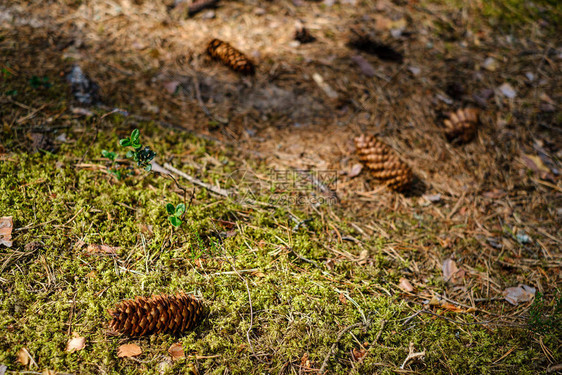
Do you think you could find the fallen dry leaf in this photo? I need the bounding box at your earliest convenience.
[520,153,555,181]
[42,370,57,375]
[352,347,367,362]
[348,163,364,178]
[498,82,516,98]
[16,347,31,366]
[442,258,464,285]
[168,342,185,361]
[85,244,119,256]
[66,334,86,353]
[521,153,551,174]
[503,285,536,305]
[338,292,348,305]
[117,343,142,358]
[163,81,180,94]
[399,278,414,292]
[351,55,375,77]
[300,352,311,369]
[440,303,465,313]
[0,216,13,247]
[357,249,369,265]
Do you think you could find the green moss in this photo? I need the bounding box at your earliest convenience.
[0,76,559,374]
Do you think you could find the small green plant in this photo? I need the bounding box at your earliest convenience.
[29,75,52,89]
[101,149,127,179]
[2,67,12,78]
[119,129,156,171]
[166,203,185,227]
[100,129,155,179]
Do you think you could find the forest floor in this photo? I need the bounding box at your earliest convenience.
[0,0,561,374]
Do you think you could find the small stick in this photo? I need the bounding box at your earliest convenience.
[188,0,219,16]
[400,342,425,369]
[156,162,231,197]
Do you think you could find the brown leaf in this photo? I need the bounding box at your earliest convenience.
[352,347,367,362]
[357,249,369,265]
[17,347,30,366]
[42,370,57,375]
[338,293,348,305]
[168,342,185,361]
[117,343,142,358]
[351,55,375,77]
[348,163,364,178]
[300,352,311,369]
[163,81,180,94]
[440,303,465,313]
[66,334,86,353]
[521,153,551,174]
[503,285,536,305]
[85,244,119,255]
[482,189,505,199]
[0,216,13,247]
[442,258,464,284]
[398,278,414,292]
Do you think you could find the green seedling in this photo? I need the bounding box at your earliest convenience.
[101,149,126,179]
[166,203,185,228]
[119,129,156,171]
[29,75,52,89]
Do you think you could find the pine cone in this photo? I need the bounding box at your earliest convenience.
[444,108,479,143]
[354,134,413,191]
[108,293,204,336]
[295,27,315,44]
[207,39,255,75]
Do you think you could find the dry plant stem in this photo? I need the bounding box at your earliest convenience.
[188,0,219,16]
[319,322,367,374]
[400,342,425,369]
[160,162,231,197]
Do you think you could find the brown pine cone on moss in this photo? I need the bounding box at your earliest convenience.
[108,293,204,336]
[444,108,479,143]
[354,134,413,191]
[207,39,255,75]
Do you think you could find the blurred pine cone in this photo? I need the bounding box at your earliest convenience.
[444,108,479,143]
[207,39,255,75]
[295,27,315,44]
[354,134,413,191]
[108,293,204,336]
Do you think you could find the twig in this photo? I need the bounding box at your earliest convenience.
[16,104,47,124]
[374,319,386,343]
[319,322,367,374]
[188,0,219,16]
[400,342,425,369]
[289,248,321,269]
[155,162,231,197]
